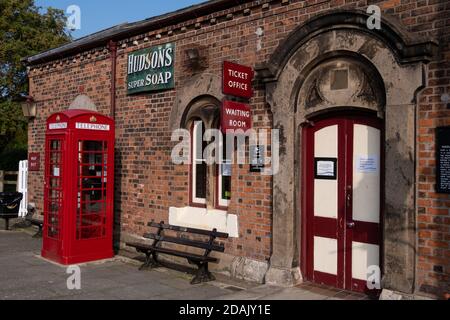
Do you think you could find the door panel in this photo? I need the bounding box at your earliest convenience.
[352,242,380,281]
[352,125,381,224]
[314,125,338,219]
[314,237,338,275]
[304,115,382,293]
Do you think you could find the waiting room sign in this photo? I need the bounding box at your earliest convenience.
[127,43,175,94]
[221,100,252,132]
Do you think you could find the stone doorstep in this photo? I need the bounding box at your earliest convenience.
[380,289,436,301]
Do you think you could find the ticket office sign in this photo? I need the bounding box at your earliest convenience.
[223,61,254,99]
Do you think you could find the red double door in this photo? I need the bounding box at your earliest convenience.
[303,114,383,293]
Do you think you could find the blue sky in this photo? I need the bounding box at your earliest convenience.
[35,0,205,39]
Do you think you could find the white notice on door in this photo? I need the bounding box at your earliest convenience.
[317,161,335,177]
[357,156,378,173]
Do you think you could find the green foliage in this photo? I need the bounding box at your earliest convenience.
[0,0,71,169]
[0,147,27,171]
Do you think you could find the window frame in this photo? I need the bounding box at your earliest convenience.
[185,98,232,211]
[190,120,207,207]
[216,134,231,210]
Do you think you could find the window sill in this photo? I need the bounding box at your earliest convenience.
[169,206,239,238]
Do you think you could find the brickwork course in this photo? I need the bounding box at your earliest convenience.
[25,0,449,298]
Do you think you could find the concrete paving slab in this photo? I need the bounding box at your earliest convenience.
[0,231,364,300]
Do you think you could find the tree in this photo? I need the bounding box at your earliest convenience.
[0,0,71,170]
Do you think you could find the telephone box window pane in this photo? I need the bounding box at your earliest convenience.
[81,227,102,239]
[51,140,61,151]
[81,190,104,202]
[51,152,61,164]
[51,165,61,177]
[80,165,104,177]
[81,177,103,190]
[49,202,60,213]
[80,153,103,165]
[50,190,61,200]
[77,140,108,240]
[47,139,63,240]
[82,141,103,152]
[81,201,105,214]
[48,227,59,239]
[50,178,61,189]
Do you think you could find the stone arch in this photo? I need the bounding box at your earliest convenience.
[180,95,221,131]
[170,73,224,131]
[295,53,386,119]
[262,9,437,82]
[260,10,438,294]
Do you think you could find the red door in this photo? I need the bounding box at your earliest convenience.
[43,135,66,261]
[303,114,382,293]
[70,133,113,259]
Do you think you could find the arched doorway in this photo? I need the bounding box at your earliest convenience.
[260,10,437,294]
[297,56,386,293]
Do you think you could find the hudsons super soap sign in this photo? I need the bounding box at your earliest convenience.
[127,43,175,94]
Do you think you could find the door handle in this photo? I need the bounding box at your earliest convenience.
[347,222,355,229]
[346,186,352,208]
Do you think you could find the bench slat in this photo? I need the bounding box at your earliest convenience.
[144,233,225,252]
[126,242,217,263]
[148,222,229,239]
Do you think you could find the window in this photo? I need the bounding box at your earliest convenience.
[218,137,231,208]
[192,121,207,205]
[189,117,232,209]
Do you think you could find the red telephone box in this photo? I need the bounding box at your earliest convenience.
[42,110,115,265]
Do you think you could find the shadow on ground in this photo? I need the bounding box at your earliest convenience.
[0,227,368,300]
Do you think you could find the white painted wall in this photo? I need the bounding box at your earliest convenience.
[169,206,239,238]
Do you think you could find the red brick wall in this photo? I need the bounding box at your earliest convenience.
[28,0,449,296]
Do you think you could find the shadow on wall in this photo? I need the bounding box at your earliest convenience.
[384,132,447,298]
[431,12,450,299]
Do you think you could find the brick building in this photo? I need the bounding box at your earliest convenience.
[24,0,449,298]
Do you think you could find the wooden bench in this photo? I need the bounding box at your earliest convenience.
[127,221,229,285]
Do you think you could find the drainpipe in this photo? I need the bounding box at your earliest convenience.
[108,40,117,119]
[107,40,118,253]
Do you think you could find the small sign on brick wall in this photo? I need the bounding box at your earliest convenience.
[127,43,175,95]
[221,100,252,133]
[437,126,450,194]
[28,153,40,172]
[223,61,254,99]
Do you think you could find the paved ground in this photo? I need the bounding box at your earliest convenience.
[0,225,372,300]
